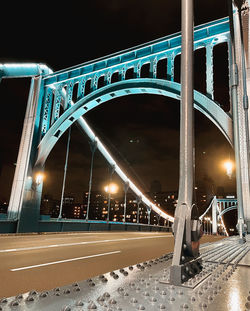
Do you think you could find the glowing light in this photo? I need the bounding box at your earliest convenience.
[35,173,45,185]
[104,183,119,194]
[223,160,234,178]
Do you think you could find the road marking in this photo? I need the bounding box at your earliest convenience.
[10,250,121,271]
[0,235,171,253]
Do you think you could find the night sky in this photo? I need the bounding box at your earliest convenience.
[0,0,235,216]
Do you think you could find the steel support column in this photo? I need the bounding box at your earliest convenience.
[212,196,218,234]
[229,0,250,237]
[170,0,202,285]
[7,76,44,232]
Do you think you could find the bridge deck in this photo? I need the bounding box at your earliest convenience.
[1,234,248,310]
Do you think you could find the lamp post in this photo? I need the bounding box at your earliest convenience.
[136,196,142,224]
[123,182,129,223]
[104,182,118,221]
[223,160,234,179]
[106,165,115,221]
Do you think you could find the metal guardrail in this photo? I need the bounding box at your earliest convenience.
[0,218,171,234]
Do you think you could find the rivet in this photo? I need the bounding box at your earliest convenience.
[160,290,167,296]
[169,297,175,302]
[72,282,79,287]
[109,299,117,304]
[130,298,138,303]
[150,297,157,302]
[159,304,166,309]
[246,302,250,309]
[181,303,189,309]
[88,301,97,309]
[102,277,108,283]
[118,287,124,293]
[10,300,19,307]
[103,292,110,298]
[207,295,213,301]
[137,305,145,310]
[247,296,250,301]
[89,282,96,286]
[29,290,37,295]
[39,292,48,298]
[75,300,84,306]
[199,302,208,308]
[129,266,134,270]
[62,306,71,311]
[15,294,23,300]
[191,296,196,302]
[143,291,150,296]
[63,289,70,294]
[26,295,35,302]
[0,298,7,304]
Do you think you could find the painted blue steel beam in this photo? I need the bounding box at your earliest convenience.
[43,17,229,87]
[0,63,52,78]
[37,78,233,167]
[219,205,237,217]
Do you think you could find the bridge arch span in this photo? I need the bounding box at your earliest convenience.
[37,78,233,168]
[219,205,237,218]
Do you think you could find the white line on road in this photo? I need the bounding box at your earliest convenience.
[0,235,171,253]
[10,250,121,271]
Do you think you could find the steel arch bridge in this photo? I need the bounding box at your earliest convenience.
[1,16,249,232]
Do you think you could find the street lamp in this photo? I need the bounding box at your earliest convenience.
[104,183,119,195]
[104,183,119,221]
[223,160,234,179]
[35,172,45,185]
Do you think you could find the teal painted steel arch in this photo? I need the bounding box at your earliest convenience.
[219,205,237,218]
[37,78,233,167]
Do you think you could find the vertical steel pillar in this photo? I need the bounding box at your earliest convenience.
[107,165,115,222]
[8,77,40,220]
[170,0,199,286]
[212,196,218,234]
[206,44,214,100]
[86,140,97,220]
[123,182,129,222]
[229,0,250,238]
[136,196,142,224]
[15,77,46,232]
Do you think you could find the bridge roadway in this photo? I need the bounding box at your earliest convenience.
[0,231,224,299]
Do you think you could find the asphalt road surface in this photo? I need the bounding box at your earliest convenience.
[0,231,224,298]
